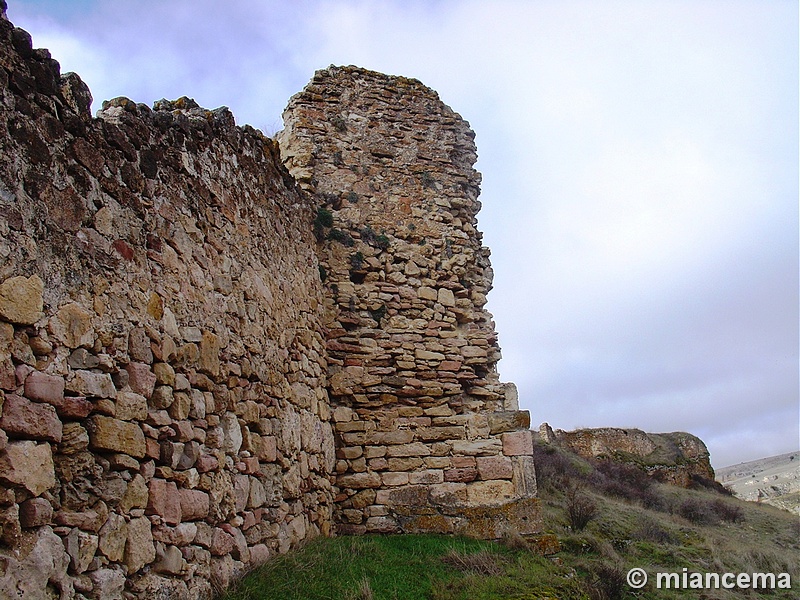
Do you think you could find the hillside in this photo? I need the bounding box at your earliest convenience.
[717,451,800,516]
[221,441,800,599]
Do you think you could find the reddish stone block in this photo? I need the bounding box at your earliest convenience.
[502,430,533,456]
[56,396,93,419]
[444,467,478,483]
[19,498,53,528]
[178,489,210,521]
[24,371,65,404]
[0,394,62,443]
[476,455,513,480]
[125,362,156,398]
[146,479,181,525]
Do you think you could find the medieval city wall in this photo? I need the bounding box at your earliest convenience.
[0,7,539,599]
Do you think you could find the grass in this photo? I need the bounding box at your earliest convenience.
[220,443,800,600]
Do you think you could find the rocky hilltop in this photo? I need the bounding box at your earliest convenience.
[538,423,715,487]
[0,6,537,599]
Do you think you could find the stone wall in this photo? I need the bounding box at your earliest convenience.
[279,66,539,539]
[0,9,335,598]
[0,7,541,599]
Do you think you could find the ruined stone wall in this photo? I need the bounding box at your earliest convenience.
[279,66,539,539]
[0,10,335,598]
[0,5,543,597]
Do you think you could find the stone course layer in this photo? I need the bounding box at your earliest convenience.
[279,66,539,539]
[0,6,539,599]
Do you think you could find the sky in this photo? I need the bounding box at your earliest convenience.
[6,0,798,469]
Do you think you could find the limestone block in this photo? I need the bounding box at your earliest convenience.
[154,544,185,575]
[219,412,242,456]
[0,526,72,599]
[128,327,154,363]
[115,390,148,421]
[89,568,126,600]
[99,513,128,562]
[0,440,56,495]
[87,415,146,458]
[511,455,537,498]
[0,275,43,325]
[437,288,455,307]
[409,469,444,484]
[337,472,381,489]
[65,527,98,574]
[125,516,156,573]
[466,480,515,507]
[199,330,221,377]
[67,370,116,398]
[488,410,530,434]
[0,393,62,442]
[51,302,94,348]
[450,438,502,456]
[429,482,468,507]
[381,471,409,486]
[418,286,437,301]
[386,442,431,457]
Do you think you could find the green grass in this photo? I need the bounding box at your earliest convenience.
[221,445,800,600]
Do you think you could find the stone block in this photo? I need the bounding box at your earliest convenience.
[488,410,530,434]
[126,362,156,398]
[409,469,444,484]
[502,430,533,456]
[0,393,62,442]
[337,472,381,489]
[98,513,127,562]
[466,480,515,507]
[0,440,56,496]
[511,455,537,498]
[0,275,43,325]
[476,455,513,480]
[115,390,148,421]
[51,302,94,348]
[67,371,116,398]
[386,442,431,457]
[125,516,155,573]
[381,471,409,486]
[65,528,98,574]
[146,478,181,525]
[444,467,478,483]
[86,415,146,458]
[23,371,65,404]
[19,497,53,528]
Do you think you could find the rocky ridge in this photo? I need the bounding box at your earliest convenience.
[538,423,715,487]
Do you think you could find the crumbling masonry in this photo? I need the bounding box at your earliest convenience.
[0,7,539,599]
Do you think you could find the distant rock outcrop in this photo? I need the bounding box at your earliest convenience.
[538,423,715,487]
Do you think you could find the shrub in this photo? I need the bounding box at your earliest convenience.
[711,499,744,523]
[677,498,719,525]
[633,518,674,544]
[313,206,334,240]
[566,485,597,532]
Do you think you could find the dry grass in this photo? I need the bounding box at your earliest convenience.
[440,550,504,576]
